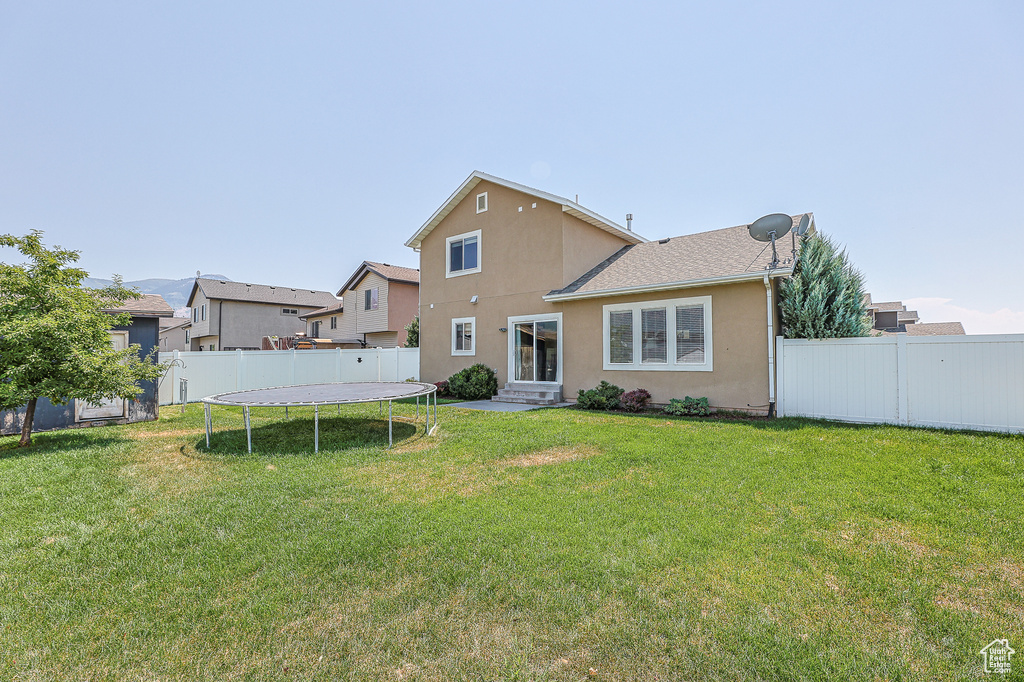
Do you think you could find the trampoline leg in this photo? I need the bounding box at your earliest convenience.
[285,406,288,420]
[244,406,252,454]
[379,400,382,416]
[388,400,393,448]
[204,403,211,449]
[315,404,319,453]
[416,395,419,420]
[337,403,340,415]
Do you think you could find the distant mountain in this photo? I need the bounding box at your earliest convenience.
[83,274,231,313]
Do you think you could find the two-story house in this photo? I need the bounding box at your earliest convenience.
[300,261,419,348]
[407,171,806,414]
[186,278,339,351]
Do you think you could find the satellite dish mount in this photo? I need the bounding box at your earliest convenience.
[748,213,792,269]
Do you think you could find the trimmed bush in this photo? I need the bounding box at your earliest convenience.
[576,381,624,411]
[664,396,710,417]
[620,388,652,413]
[447,364,498,401]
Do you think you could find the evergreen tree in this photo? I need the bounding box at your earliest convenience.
[0,231,167,446]
[404,316,419,348]
[779,232,870,339]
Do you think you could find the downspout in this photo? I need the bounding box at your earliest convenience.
[218,301,223,351]
[764,274,776,418]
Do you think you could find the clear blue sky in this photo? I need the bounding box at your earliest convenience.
[2,1,1022,332]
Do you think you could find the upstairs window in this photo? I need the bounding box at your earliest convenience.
[476,192,488,213]
[201,304,206,321]
[282,308,298,315]
[192,307,198,323]
[446,230,481,278]
[330,316,337,330]
[364,288,379,311]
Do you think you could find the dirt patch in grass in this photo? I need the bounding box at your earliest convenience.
[131,429,199,440]
[501,445,600,468]
[121,441,223,496]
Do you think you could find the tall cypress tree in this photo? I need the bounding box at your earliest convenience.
[779,232,870,339]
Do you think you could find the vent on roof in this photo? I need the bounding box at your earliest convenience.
[626,213,633,231]
[658,238,670,244]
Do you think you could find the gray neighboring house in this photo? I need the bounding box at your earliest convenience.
[864,294,965,336]
[159,317,191,352]
[186,278,339,351]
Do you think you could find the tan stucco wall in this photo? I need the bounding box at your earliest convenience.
[561,280,772,411]
[420,181,563,384]
[561,212,635,287]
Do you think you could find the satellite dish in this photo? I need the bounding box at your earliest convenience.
[796,214,811,236]
[748,213,792,242]
[748,213,794,270]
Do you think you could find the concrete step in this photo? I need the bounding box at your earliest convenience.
[491,395,560,405]
[497,389,558,400]
[491,383,562,405]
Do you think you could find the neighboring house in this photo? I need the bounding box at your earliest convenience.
[865,294,965,335]
[186,278,339,351]
[407,171,802,413]
[300,261,420,349]
[1,294,173,435]
[159,316,191,352]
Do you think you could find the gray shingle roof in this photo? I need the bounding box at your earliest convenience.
[105,294,175,317]
[546,215,809,299]
[906,322,966,336]
[299,301,346,320]
[192,278,338,308]
[338,261,419,295]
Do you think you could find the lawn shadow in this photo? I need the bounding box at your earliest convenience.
[0,428,128,459]
[197,414,423,456]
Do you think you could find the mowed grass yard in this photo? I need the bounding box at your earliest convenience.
[1,402,1022,681]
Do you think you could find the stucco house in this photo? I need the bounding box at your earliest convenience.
[186,278,338,351]
[300,261,419,349]
[407,171,807,413]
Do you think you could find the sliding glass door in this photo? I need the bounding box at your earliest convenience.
[513,319,558,382]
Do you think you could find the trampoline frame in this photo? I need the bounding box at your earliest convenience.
[200,381,438,452]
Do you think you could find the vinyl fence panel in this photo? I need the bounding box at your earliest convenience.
[158,348,420,405]
[777,334,1024,433]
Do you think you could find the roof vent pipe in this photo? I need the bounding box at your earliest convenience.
[626,214,633,231]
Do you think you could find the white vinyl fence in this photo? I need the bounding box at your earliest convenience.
[777,334,1024,433]
[158,348,420,406]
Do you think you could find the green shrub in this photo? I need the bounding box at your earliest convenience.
[447,364,498,400]
[576,381,624,411]
[664,396,710,417]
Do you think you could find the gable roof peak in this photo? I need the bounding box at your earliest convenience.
[404,170,647,249]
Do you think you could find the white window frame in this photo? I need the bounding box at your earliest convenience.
[201,304,206,321]
[476,192,488,213]
[192,307,198,323]
[445,229,482,278]
[282,308,298,316]
[184,329,190,344]
[602,295,713,371]
[451,316,476,356]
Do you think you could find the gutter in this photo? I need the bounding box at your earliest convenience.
[542,269,793,302]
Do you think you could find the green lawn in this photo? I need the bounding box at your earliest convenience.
[1,403,1022,680]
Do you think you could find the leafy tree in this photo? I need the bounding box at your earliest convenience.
[404,316,419,348]
[779,232,870,339]
[0,231,166,446]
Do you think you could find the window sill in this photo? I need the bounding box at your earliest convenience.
[445,268,481,279]
[603,363,713,372]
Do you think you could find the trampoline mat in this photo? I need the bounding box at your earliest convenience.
[203,381,436,407]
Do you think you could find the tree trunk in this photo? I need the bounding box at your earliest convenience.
[19,397,37,447]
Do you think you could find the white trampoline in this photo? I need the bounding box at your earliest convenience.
[201,381,438,452]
